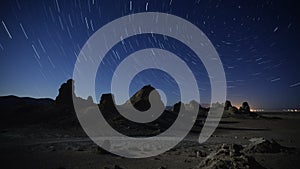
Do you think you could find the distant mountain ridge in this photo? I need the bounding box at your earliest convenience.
[0,95,53,107]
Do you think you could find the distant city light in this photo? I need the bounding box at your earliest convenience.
[283,109,300,112]
[251,109,264,112]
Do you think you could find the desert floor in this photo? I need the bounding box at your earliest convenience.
[1,112,300,169]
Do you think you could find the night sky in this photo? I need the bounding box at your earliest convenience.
[0,0,299,109]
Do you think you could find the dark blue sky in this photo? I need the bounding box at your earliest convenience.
[0,0,299,109]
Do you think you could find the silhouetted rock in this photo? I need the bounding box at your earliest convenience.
[223,100,239,116]
[172,101,185,113]
[229,106,239,114]
[98,86,181,136]
[129,85,156,111]
[55,79,74,106]
[224,100,232,110]
[99,94,116,111]
[223,101,260,117]
[239,102,251,113]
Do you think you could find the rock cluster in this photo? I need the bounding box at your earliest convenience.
[223,100,259,117]
[198,143,266,169]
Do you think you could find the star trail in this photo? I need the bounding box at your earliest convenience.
[0,0,299,109]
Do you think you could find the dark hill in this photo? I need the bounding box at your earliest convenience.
[0,95,53,107]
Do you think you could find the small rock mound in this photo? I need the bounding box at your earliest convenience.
[197,144,266,169]
[244,137,288,153]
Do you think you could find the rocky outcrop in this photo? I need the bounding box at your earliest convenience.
[244,137,289,153]
[172,101,185,113]
[99,94,116,110]
[223,100,260,117]
[127,85,164,111]
[98,86,181,136]
[197,144,266,169]
[55,79,75,106]
[223,100,239,115]
[239,102,251,113]
[224,100,232,110]
[129,85,156,111]
[228,106,239,114]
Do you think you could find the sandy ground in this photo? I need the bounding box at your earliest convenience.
[1,112,300,169]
